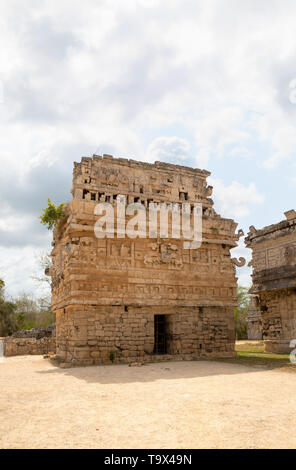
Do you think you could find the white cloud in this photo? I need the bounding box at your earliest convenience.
[209,178,264,219]
[229,146,253,159]
[237,271,252,288]
[0,246,50,298]
[1,0,296,168]
[0,0,295,295]
[146,136,191,164]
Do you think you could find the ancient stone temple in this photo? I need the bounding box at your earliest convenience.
[245,210,296,353]
[48,155,242,366]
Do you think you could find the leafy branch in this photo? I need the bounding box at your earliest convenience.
[39,198,66,230]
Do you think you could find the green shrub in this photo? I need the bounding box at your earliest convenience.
[39,198,65,230]
[109,350,116,362]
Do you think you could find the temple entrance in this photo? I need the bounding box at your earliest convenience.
[153,314,167,354]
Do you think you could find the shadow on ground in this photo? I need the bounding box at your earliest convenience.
[36,340,296,384]
[37,357,276,385]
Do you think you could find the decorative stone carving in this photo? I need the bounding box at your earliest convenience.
[48,155,241,366]
[231,257,246,267]
[245,210,296,353]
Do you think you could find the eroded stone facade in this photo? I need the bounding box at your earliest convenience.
[245,210,296,353]
[48,155,241,366]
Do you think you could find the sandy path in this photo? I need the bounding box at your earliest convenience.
[0,356,295,449]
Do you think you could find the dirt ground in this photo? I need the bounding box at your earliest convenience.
[1,355,296,449]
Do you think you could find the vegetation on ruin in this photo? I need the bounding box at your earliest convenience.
[39,198,66,230]
[234,286,250,339]
[109,350,116,362]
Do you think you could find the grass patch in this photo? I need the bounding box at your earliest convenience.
[48,354,63,366]
[211,341,296,373]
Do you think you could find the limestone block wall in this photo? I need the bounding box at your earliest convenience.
[55,305,235,365]
[162,307,235,356]
[4,337,56,357]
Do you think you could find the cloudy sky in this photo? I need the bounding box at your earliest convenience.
[0,0,296,298]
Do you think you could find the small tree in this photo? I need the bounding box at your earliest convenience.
[0,279,18,336]
[39,198,65,230]
[234,286,250,340]
[14,293,55,329]
[31,251,52,290]
[30,253,55,325]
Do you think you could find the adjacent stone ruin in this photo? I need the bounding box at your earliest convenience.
[245,210,296,353]
[47,155,243,366]
[3,325,56,357]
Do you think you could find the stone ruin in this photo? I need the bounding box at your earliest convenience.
[245,210,296,353]
[3,324,56,357]
[246,296,262,340]
[47,155,245,366]
[12,324,56,339]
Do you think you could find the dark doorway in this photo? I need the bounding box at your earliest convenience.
[154,314,167,354]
